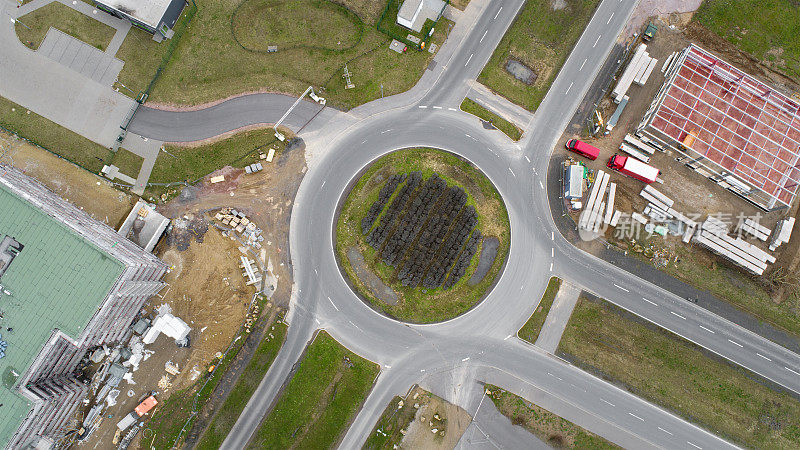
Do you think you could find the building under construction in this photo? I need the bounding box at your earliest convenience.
[0,166,167,448]
[638,44,800,211]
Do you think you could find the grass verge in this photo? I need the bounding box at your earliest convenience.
[363,395,416,449]
[249,331,379,448]
[196,322,288,450]
[122,0,452,110]
[335,148,510,323]
[0,96,112,172]
[486,384,619,448]
[558,296,800,448]
[478,0,601,112]
[517,277,562,343]
[460,98,523,141]
[693,0,800,80]
[15,2,116,51]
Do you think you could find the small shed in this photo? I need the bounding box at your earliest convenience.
[565,165,585,200]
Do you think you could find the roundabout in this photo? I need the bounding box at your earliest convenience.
[334,148,510,323]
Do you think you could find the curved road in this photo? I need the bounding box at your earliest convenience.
[128,0,800,448]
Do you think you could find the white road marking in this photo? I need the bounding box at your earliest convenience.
[628,412,644,422]
[551,231,554,240]
[786,366,800,376]
[384,364,391,369]
[757,353,772,361]
[361,139,368,144]
[728,339,743,348]
[549,262,553,271]
[539,180,544,189]
[613,284,629,292]
[600,398,615,407]
[670,311,686,320]
[480,30,488,43]
[579,59,587,71]
[532,167,538,175]
[315,318,321,325]
[658,427,673,436]
[642,297,657,306]
[433,106,442,109]
[327,296,339,311]
[551,248,554,257]
[593,35,601,47]
[421,369,426,372]
[462,357,470,362]
[687,441,702,449]
[565,82,573,94]
[418,105,427,108]
[547,372,563,381]
[494,6,502,19]
[505,334,513,340]
[699,325,715,333]
[381,129,392,133]
[320,181,325,189]
[465,53,473,66]
[349,320,362,332]
[448,107,457,111]
[524,155,531,163]
[314,268,318,274]
[509,167,516,177]
[607,12,614,24]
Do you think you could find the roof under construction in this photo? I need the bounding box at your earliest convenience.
[639,44,800,210]
[0,184,124,445]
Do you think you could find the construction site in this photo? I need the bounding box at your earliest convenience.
[561,12,800,319]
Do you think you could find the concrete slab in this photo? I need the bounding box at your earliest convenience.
[534,282,581,353]
[466,80,535,130]
[38,28,123,86]
[118,132,163,196]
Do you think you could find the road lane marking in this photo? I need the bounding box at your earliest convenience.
[607,12,614,24]
[642,297,657,306]
[687,442,702,449]
[381,129,392,133]
[565,82,573,94]
[551,248,554,257]
[757,353,772,361]
[349,320,362,332]
[539,180,544,189]
[600,398,615,407]
[418,105,427,108]
[314,268,318,274]
[480,30,488,43]
[433,106,442,109]
[786,366,800,376]
[532,167,537,174]
[465,53,473,66]
[384,365,391,368]
[462,357,470,362]
[524,155,530,163]
[494,7,502,19]
[327,296,339,311]
[320,181,325,189]
[361,139,368,144]
[547,372,563,381]
[505,334,513,340]
[579,59,586,71]
[509,167,515,177]
[549,262,553,271]
[315,318,321,325]
[448,107,457,111]
[613,284,629,292]
[670,311,686,320]
[628,412,644,421]
[593,35,601,47]
[699,325,715,333]
[728,339,743,348]
[551,231,554,240]
[657,427,673,436]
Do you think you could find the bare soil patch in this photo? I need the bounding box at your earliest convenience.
[504,58,538,85]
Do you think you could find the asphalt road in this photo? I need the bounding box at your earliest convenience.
[125,0,800,448]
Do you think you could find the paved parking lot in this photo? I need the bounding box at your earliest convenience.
[38,27,123,86]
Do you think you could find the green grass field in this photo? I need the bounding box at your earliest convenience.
[460,98,523,141]
[693,0,800,80]
[478,0,601,112]
[517,277,562,343]
[110,149,143,178]
[196,322,288,450]
[0,96,112,172]
[336,148,510,323]
[363,395,418,449]
[486,384,619,448]
[15,2,116,51]
[120,0,451,110]
[559,296,800,448]
[249,331,379,448]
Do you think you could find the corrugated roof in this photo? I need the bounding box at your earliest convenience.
[0,184,124,445]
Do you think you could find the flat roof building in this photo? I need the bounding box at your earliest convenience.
[0,166,167,448]
[638,44,800,211]
[94,0,185,38]
[396,0,445,33]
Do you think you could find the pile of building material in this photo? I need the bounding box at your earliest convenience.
[613,43,658,103]
[215,208,265,251]
[638,185,697,242]
[240,255,262,286]
[769,217,795,251]
[738,218,771,242]
[245,162,263,174]
[619,134,658,163]
[693,216,776,275]
[579,170,621,232]
[142,306,191,346]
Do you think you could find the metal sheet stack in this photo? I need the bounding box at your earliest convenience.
[693,216,776,275]
[613,43,658,102]
[580,170,617,233]
[738,218,771,242]
[769,217,796,251]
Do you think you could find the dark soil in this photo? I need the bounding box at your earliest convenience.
[469,236,499,286]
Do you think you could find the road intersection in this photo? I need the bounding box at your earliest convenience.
[123,0,800,447]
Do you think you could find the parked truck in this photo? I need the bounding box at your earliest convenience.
[606,154,659,183]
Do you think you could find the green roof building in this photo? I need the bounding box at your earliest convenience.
[0,166,167,449]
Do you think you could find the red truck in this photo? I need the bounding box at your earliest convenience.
[565,139,600,160]
[606,154,659,183]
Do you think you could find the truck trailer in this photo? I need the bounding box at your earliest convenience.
[606,154,659,183]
